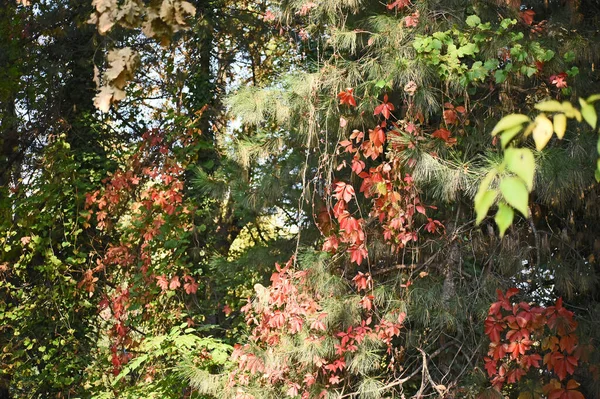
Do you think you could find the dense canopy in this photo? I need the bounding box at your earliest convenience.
[1,0,600,398]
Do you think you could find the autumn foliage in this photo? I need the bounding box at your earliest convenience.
[484,289,589,398]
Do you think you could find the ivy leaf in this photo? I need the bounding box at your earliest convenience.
[495,202,514,238]
[492,114,530,136]
[466,15,481,27]
[505,148,535,191]
[500,177,529,217]
[532,114,553,151]
[579,98,597,129]
[553,113,567,139]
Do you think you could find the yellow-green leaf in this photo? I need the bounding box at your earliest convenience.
[587,94,600,103]
[534,100,563,113]
[505,148,535,191]
[561,101,582,122]
[579,98,597,129]
[495,202,514,238]
[553,113,567,139]
[500,125,524,148]
[532,114,553,151]
[475,190,496,224]
[491,114,531,136]
[500,176,529,217]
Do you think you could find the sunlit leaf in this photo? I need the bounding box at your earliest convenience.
[495,202,514,238]
[532,114,553,151]
[492,114,531,136]
[500,177,529,217]
[505,148,535,191]
[579,98,597,129]
[553,113,567,139]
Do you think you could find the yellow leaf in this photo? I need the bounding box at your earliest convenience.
[553,113,567,139]
[491,114,531,136]
[532,114,553,151]
[534,100,563,113]
[94,86,114,113]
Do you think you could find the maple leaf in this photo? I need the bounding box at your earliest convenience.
[404,80,417,96]
[386,0,410,10]
[550,72,568,89]
[328,374,342,384]
[548,352,578,381]
[431,128,457,145]
[337,88,357,106]
[374,94,395,119]
[168,275,181,290]
[352,272,372,291]
[322,235,339,252]
[359,294,374,311]
[334,182,355,202]
[484,316,505,342]
[425,218,444,233]
[303,373,316,386]
[369,126,386,147]
[263,10,276,21]
[404,11,419,27]
[184,278,199,294]
[484,357,497,376]
[156,275,169,290]
[520,353,542,369]
[351,157,365,174]
[520,9,535,25]
[545,379,585,399]
[559,334,578,353]
[443,109,457,125]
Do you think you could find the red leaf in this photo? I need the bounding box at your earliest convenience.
[334,182,355,203]
[169,275,181,290]
[443,109,457,125]
[337,88,357,107]
[156,275,169,290]
[374,95,395,119]
[520,9,535,25]
[386,0,410,10]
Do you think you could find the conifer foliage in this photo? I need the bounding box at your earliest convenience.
[1,0,600,398]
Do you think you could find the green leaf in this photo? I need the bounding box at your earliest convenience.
[466,15,481,27]
[492,114,531,136]
[495,202,514,238]
[500,177,529,217]
[500,18,517,29]
[475,190,496,224]
[505,148,535,191]
[563,51,575,63]
[579,98,597,129]
[494,69,508,84]
[484,59,499,71]
[541,49,555,62]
